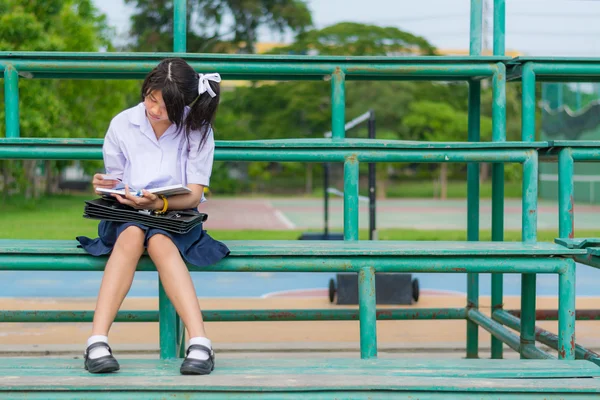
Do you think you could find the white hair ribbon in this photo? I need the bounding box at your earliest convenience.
[198,73,221,98]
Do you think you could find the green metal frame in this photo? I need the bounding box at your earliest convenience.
[0,139,580,361]
[0,0,595,368]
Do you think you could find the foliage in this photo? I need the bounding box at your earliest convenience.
[124,0,312,53]
[271,22,436,56]
[0,0,138,199]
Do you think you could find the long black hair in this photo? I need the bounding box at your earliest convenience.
[141,58,220,147]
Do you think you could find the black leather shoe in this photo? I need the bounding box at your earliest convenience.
[180,344,215,375]
[84,342,120,374]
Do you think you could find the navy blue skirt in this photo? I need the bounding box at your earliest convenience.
[76,220,230,268]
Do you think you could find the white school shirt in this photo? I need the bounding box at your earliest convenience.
[102,102,215,195]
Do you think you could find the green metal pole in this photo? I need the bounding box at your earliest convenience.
[344,157,359,241]
[0,255,567,273]
[520,274,537,359]
[521,63,536,141]
[492,64,507,142]
[159,279,177,359]
[558,261,576,360]
[468,309,554,359]
[172,0,187,355]
[558,148,575,238]
[493,0,506,56]
[344,153,373,358]
[0,308,469,322]
[177,315,186,358]
[470,0,483,55]
[4,65,20,138]
[491,64,507,360]
[466,0,482,360]
[522,152,538,244]
[491,273,504,358]
[494,310,593,362]
[331,68,346,140]
[359,266,377,359]
[173,0,187,52]
[520,152,538,359]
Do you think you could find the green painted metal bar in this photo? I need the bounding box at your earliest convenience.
[14,73,493,82]
[493,0,506,56]
[177,314,185,359]
[344,157,359,241]
[558,82,564,106]
[508,309,600,321]
[0,137,548,147]
[558,262,576,360]
[520,274,537,359]
[0,308,469,323]
[491,271,504,359]
[466,80,481,360]
[0,60,498,78]
[159,280,177,360]
[572,148,600,161]
[331,69,346,140]
[520,152,538,359]
[358,266,377,359]
[521,63,536,141]
[4,64,20,138]
[0,146,533,163]
[0,255,571,273]
[522,152,538,243]
[532,63,600,75]
[492,64,507,142]
[467,309,555,359]
[0,51,510,62]
[469,0,483,56]
[10,393,600,400]
[491,62,507,360]
[16,72,324,81]
[494,310,600,365]
[0,310,158,322]
[173,0,187,53]
[558,148,575,238]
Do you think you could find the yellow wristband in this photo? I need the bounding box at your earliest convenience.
[155,195,168,215]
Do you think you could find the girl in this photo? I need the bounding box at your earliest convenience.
[76,58,230,375]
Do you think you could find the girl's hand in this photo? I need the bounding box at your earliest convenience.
[113,186,163,210]
[93,173,119,194]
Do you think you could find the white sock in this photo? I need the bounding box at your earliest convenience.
[187,337,212,361]
[86,335,110,359]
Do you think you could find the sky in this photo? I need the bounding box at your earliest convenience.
[94,0,600,56]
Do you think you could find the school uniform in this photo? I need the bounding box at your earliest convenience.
[76,102,230,266]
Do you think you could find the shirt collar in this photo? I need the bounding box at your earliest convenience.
[129,102,189,143]
[128,102,146,127]
[129,102,163,144]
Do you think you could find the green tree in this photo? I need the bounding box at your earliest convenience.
[212,22,439,195]
[0,0,137,200]
[125,0,312,53]
[273,22,436,56]
[403,101,492,199]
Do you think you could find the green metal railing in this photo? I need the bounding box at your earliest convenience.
[1,0,599,364]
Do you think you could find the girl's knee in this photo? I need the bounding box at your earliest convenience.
[115,226,145,249]
[147,233,173,251]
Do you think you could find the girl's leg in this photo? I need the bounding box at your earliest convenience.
[85,225,146,373]
[91,226,146,336]
[146,233,207,338]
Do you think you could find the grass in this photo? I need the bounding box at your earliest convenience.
[0,193,596,242]
[383,180,523,199]
[209,180,524,199]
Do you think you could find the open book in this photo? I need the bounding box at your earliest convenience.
[97,184,192,198]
